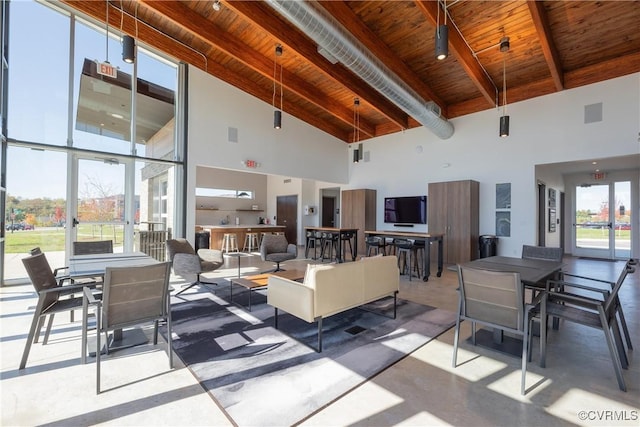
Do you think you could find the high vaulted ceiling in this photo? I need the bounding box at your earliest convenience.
[62,1,640,144]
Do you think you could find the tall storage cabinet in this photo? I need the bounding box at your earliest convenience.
[341,189,376,256]
[428,180,479,264]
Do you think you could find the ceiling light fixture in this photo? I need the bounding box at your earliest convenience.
[212,0,222,11]
[499,36,510,138]
[435,0,448,60]
[273,44,283,129]
[120,1,135,63]
[353,98,363,163]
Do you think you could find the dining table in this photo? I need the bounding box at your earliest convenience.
[458,255,564,356]
[70,252,159,353]
[364,230,444,281]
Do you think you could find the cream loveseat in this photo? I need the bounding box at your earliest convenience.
[267,255,400,351]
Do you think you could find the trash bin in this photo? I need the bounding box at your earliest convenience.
[195,232,210,251]
[479,235,498,258]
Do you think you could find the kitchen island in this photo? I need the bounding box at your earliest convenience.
[197,224,286,251]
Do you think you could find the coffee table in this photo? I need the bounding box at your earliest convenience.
[229,269,306,311]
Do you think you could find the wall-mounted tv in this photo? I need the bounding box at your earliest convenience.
[384,196,427,224]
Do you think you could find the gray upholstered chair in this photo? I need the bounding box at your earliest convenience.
[20,251,98,369]
[166,238,224,295]
[260,234,297,272]
[81,262,173,394]
[453,265,541,395]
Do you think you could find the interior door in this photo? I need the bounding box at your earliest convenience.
[276,194,298,244]
[322,196,335,227]
[573,181,631,259]
[69,155,131,254]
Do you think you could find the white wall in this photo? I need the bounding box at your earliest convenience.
[186,66,348,239]
[346,74,639,257]
[187,66,639,257]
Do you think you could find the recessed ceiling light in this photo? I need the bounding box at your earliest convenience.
[592,161,597,165]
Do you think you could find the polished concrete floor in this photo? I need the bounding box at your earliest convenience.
[1,251,638,426]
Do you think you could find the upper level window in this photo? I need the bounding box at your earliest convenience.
[196,188,253,199]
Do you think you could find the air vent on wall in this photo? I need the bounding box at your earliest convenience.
[228,126,238,143]
[584,103,603,124]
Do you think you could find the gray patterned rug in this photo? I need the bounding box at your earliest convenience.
[164,288,456,426]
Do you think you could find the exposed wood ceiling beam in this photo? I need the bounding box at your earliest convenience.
[318,0,448,118]
[61,0,350,142]
[139,0,375,139]
[224,0,410,131]
[527,1,564,91]
[414,0,497,107]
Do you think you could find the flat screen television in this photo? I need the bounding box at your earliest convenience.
[384,196,427,224]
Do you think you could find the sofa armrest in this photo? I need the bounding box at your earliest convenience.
[287,244,297,256]
[268,276,315,322]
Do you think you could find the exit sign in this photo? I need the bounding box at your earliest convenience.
[245,159,258,168]
[592,172,607,180]
[96,61,117,78]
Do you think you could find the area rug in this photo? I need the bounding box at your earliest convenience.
[164,288,456,426]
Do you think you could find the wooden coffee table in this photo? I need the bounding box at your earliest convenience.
[229,269,305,311]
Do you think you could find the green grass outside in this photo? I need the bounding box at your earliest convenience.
[576,228,630,239]
[4,225,126,253]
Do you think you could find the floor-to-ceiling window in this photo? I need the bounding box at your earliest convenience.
[2,1,185,282]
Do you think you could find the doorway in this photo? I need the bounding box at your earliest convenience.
[71,156,130,254]
[322,196,335,227]
[573,181,631,259]
[276,194,298,244]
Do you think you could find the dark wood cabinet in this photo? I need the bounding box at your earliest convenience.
[428,180,479,264]
[341,189,376,256]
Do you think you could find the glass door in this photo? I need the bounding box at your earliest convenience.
[573,181,631,259]
[69,155,131,254]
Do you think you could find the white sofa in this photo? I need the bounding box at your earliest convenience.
[267,255,400,351]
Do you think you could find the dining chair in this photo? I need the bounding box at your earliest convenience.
[166,238,224,295]
[453,265,541,395]
[540,258,636,391]
[20,251,99,369]
[81,262,173,394]
[559,258,636,357]
[73,240,114,255]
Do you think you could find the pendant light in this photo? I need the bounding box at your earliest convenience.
[499,37,510,138]
[435,0,448,60]
[353,98,363,163]
[273,44,283,129]
[104,0,110,63]
[120,1,135,63]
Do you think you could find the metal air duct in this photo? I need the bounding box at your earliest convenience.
[266,0,454,139]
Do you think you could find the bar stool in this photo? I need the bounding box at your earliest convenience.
[394,238,421,281]
[243,232,259,252]
[320,231,339,262]
[221,233,238,253]
[340,231,355,261]
[305,230,320,259]
[365,236,386,257]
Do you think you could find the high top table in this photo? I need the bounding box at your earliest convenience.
[364,230,444,281]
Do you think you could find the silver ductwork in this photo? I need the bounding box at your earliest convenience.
[266,0,454,139]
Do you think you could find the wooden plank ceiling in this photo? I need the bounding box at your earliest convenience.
[62,0,640,144]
